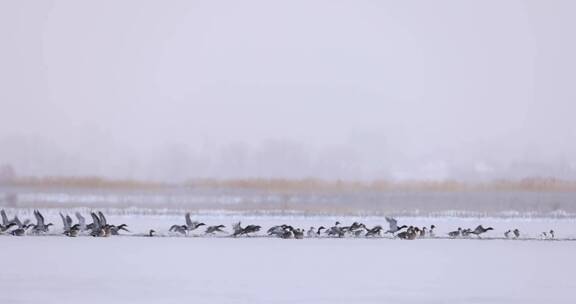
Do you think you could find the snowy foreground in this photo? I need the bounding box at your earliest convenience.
[1,216,576,304]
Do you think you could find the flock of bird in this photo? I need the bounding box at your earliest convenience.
[0,209,128,237]
[0,209,559,240]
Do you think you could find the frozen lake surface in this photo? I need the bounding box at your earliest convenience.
[1,237,575,304]
[1,215,576,303]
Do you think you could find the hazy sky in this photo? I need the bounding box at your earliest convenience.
[1,1,575,181]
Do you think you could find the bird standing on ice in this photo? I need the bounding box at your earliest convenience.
[429,225,436,238]
[448,227,462,238]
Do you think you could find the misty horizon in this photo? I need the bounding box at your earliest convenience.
[2,1,576,182]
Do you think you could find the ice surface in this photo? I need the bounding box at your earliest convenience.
[1,215,575,303]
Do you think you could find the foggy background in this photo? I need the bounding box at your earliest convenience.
[1,1,576,183]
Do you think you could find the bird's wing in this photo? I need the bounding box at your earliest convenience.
[169,225,179,231]
[232,221,242,233]
[66,215,73,228]
[98,212,107,226]
[75,212,86,226]
[34,210,45,226]
[267,226,281,234]
[385,217,398,230]
[60,213,70,230]
[38,211,45,224]
[13,216,23,228]
[185,213,192,227]
[90,212,101,228]
[33,210,39,224]
[1,209,8,226]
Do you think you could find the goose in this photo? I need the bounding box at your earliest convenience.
[504,230,511,238]
[429,225,436,238]
[86,211,125,236]
[148,229,156,237]
[549,230,555,239]
[327,226,345,238]
[242,225,261,236]
[541,231,548,239]
[11,215,30,229]
[268,225,293,239]
[169,225,188,235]
[64,224,81,237]
[280,228,294,239]
[88,212,112,236]
[268,225,290,237]
[86,212,102,234]
[448,227,462,238]
[31,210,53,234]
[513,229,520,239]
[412,227,421,239]
[10,224,32,236]
[327,222,345,238]
[205,225,226,234]
[349,222,366,237]
[419,227,427,238]
[232,221,243,236]
[353,226,366,237]
[91,226,107,237]
[385,217,407,235]
[60,213,73,232]
[397,230,409,239]
[342,222,362,233]
[365,225,383,237]
[461,228,473,237]
[185,213,205,232]
[293,228,304,239]
[307,226,316,237]
[231,222,261,237]
[110,224,129,235]
[469,225,493,238]
[0,210,27,228]
[397,226,418,240]
[0,222,17,234]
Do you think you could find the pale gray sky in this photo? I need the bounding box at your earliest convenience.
[1,1,575,181]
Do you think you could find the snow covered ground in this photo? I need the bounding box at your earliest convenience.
[1,215,576,303]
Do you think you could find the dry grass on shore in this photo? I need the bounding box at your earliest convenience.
[3,176,576,192]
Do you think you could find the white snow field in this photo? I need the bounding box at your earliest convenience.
[1,215,576,304]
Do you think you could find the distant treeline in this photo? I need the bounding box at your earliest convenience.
[3,176,576,192]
